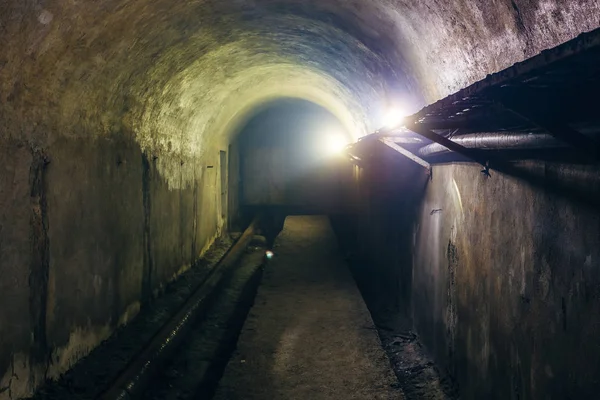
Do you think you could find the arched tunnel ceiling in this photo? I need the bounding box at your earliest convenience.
[1,0,598,186]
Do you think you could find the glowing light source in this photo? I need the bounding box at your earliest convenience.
[265,250,274,259]
[382,107,407,129]
[324,132,348,155]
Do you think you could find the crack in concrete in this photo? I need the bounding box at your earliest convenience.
[28,148,51,385]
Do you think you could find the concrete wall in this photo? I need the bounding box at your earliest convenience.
[0,140,39,398]
[0,135,228,398]
[340,141,428,319]
[241,146,349,213]
[413,162,600,399]
[347,154,600,399]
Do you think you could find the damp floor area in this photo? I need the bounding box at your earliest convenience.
[213,215,403,399]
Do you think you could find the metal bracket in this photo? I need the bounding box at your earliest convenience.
[379,137,431,171]
[481,161,492,178]
[406,123,490,167]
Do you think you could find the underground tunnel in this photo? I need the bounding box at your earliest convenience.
[1,0,600,399]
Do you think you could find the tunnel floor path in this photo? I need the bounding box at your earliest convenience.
[213,215,403,399]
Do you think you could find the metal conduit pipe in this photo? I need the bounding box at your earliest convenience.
[99,215,262,400]
[417,132,563,158]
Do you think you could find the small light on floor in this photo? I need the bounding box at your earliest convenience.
[265,250,274,259]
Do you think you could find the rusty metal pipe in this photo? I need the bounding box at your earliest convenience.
[417,132,562,158]
[98,216,261,400]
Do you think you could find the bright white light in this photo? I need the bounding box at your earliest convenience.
[324,133,348,155]
[265,250,274,259]
[382,107,407,129]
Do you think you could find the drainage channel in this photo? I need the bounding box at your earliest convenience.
[144,244,265,399]
[29,218,267,400]
[99,217,265,400]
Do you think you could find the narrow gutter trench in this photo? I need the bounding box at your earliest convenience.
[29,233,239,400]
[145,241,266,399]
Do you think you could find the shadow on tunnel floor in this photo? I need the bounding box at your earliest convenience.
[330,215,460,400]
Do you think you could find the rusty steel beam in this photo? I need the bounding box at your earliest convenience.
[406,123,490,166]
[379,137,431,171]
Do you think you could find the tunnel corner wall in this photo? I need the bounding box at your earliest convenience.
[338,140,429,321]
[346,154,600,399]
[411,162,600,399]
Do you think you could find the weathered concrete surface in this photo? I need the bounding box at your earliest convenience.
[0,140,37,398]
[1,0,598,397]
[346,155,600,399]
[413,162,600,399]
[147,150,223,295]
[341,140,429,320]
[214,216,402,399]
[391,0,600,100]
[44,136,145,377]
[2,1,596,182]
[0,136,228,398]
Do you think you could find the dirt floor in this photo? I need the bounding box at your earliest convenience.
[213,216,403,400]
[376,323,459,400]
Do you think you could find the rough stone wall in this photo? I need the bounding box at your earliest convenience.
[413,162,600,399]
